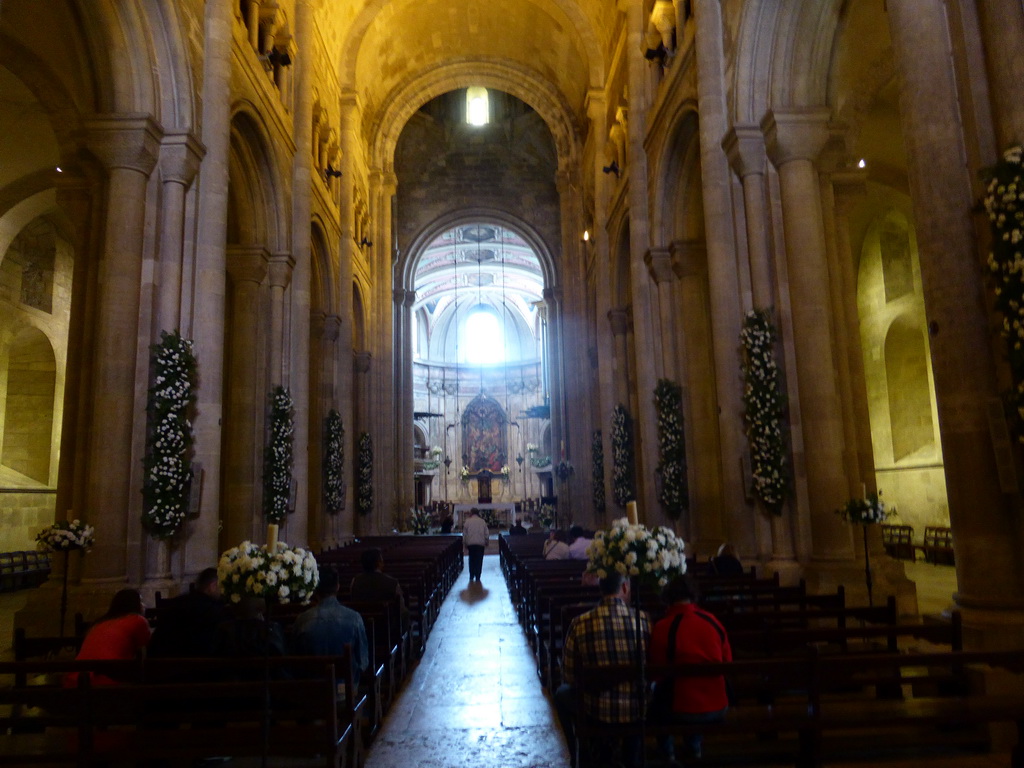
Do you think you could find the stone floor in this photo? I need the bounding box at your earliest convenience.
[0,555,1012,767]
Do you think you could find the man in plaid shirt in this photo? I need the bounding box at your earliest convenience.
[554,571,651,767]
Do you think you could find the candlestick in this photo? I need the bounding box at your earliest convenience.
[626,500,638,526]
[267,523,279,550]
[860,482,867,499]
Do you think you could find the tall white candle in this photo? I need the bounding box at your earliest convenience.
[267,523,279,550]
[626,500,638,526]
[860,482,867,499]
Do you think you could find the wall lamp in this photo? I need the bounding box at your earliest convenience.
[359,237,373,248]
[267,49,292,67]
[602,161,620,178]
[325,165,342,180]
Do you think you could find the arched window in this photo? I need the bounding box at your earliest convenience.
[466,87,489,126]
[465,309,503,363]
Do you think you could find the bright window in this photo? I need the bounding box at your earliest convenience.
[466,87,489,126]
[466,310,503,363]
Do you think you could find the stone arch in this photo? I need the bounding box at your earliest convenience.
[649,106,704,245]
[353,280,369,353]
[310,220,333,314]
[1,325,57,485]
[731,0,845,122]
[370,61,580,174]
[227,107,287,250]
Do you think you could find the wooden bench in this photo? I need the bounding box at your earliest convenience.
[881,524,915,560]
[0,551,51,592]
[570,649,1024,768]
[922,526,955,565]
[0,653,363,768]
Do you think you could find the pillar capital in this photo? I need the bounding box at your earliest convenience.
[761,108,832,168]
[225,246,270,285]
[321,313,342,342]
[669,239,708,278]
[608,307,631,336]
[722,124,768,178]
[585,89,607,123]
[644,247,676,284]
[268,252,295,289]
[543,287,562,308]
[353,351,372,374]
[393,288,415,306]
[84,115,163,175]
[158,132,206,186]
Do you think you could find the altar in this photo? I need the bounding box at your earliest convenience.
[453,502,517,529]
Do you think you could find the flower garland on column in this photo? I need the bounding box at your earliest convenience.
[323,410,345,515]
[654,378,688,520]
[740,309,789,515]
[263,386,295,523]
[142,330,198,539]
[591,429,606,516]
[611,404,636,507]
[984,144,1024,438]
[357,431,373,516]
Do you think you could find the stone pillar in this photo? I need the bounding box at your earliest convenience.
[723,125,774,310]
[975,0,1024,150]
[267,254,295,385]
[191,0,234,572]
[398,288,416,521]
[80,116,161,585]
[245,0,260,50]
[544,287,565,468]
[762,108,853,565]
[692,0,755,554]
[608,309,631,421]
[155,133,205,335]
[888,0,1024,644]
[338,93,359,536]
[222,248,269,549]
[645,248,678,381]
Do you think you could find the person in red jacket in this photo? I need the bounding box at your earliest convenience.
[648,574,731,764]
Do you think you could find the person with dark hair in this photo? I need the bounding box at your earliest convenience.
[291,566,368,686]
[509,519,527,536]
[149,567,227,658]
[462,507,489,582]
[351,547,410,631]
[648,574,732,764]
[710,542,744,577]
[67,589,151,686]
[554,571,651,768]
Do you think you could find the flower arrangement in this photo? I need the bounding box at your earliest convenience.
[592,430,606,516]
[421,459,441,470]
[585,517,687,588]
[460,465,471,481]
[984,145,1024,438]
[263,387,295,523]
[836,491,892,525]
[218,540,319,605]
[654,379,688,520]
[740,310,789,514]
[409,507,432,535]
[500,465,511,479]
[611,404,637,507]
[430,445,443,457]
[479,508,500,528]
[36,519,94,552]
[357,432,373,516]
[538,503,556,529]
[526,443,538,454]
[530,455,551,468]
[323,410,345,515]
[142,330,197,539]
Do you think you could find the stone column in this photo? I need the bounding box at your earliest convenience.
[974,0,1024,150]
[245,1,260,50]
[399,288,416,520]
[762,108,853,565]
[267,254,295,385]
[191,0,234,572]
[80,116,161,584]
[888,0,1024,643]
[723,125,774,310]
[338,93,359,535]
[544,287,565,468]
[155,133,205,335]
[692,0,752,552]
[645,248,678,381]
[222,248,269,549]
[608,309,631,422]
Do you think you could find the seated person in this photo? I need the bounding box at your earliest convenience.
[554,571,650,768]
[710,542,744,577]
[567,525,593,560]
[149,567,226,658]
[543,529,570,560]
[351,547,410,632]
[439,514,454,534]
[648,574,732,763]
[291,567,368,687]
[212,596,288,678]
[509,520,527,536]
[67,589,151,686]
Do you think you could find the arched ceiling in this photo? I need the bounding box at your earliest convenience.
[330,0,615,152]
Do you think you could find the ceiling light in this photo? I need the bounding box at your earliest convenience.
[858,159,866,169]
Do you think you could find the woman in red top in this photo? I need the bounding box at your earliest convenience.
[66,589,151,686]
[648,574,732,763]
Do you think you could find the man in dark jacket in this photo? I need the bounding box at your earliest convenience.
[148,567,226,658]
[350,547,410,631]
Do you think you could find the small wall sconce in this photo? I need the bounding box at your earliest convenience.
[644,44,667,66]
[602,161,620,178]
[359,237,373,248]
[582,230,590,242]
[325,165,342,180]
[267,49,292,67]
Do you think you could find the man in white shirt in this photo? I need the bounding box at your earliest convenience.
[462,508,490,583]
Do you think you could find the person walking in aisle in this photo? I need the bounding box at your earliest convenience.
[463,507,489,583]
